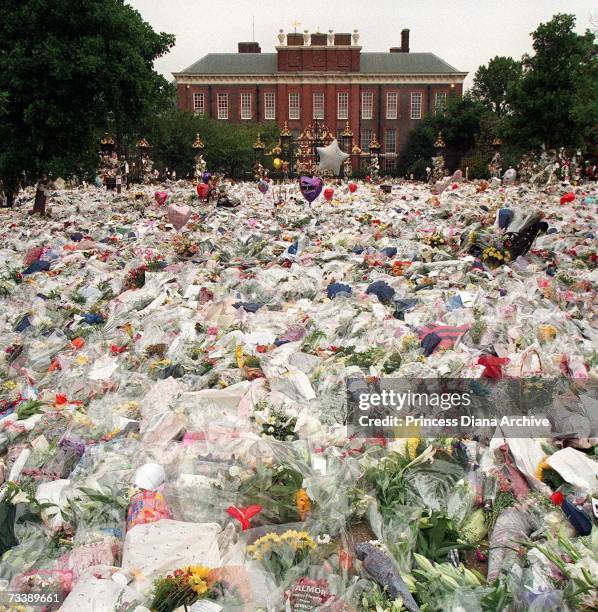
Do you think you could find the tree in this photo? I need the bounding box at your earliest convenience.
[147,110,280,178]
[471,56,522,116]
[398,95,489,178]
[506,14,596,151]
[0,0,174,213]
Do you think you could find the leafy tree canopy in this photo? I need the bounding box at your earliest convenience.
[506,13,596,150]
[0,0,174,209]
[147,110,281,178]
[470,56,522,116]
[398,95,489,178]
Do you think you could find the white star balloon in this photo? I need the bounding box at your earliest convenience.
[316,139,350,175]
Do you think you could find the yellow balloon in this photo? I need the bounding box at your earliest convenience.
[273,158,282,170]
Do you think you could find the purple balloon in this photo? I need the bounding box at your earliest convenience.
[258,180,269,194]
[299,176,323,203]
[202,172,211,184]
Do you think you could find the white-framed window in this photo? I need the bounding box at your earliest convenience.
[385,157,397,170]
[240,93,252,120]
[288,92,300,120]
[193,92,205,116]
[361,91,373,119]
[386,91,398,119]
[337,91,349,120]
[435,91,447,113]
[360,128,372,152]
[410,92,422,119]
[385,128,397,154]
[313,92,324,119]
[217,92,228,120]
[264,92,276,120]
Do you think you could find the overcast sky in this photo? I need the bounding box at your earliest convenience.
[128,0,597,88]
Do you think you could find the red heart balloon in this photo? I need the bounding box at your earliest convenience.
[154,191,168,206]
[197,183,210,199]
[349,182,357,193]
[324,187,334,202]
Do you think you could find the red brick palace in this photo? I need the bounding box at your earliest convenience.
[174,29,466,168]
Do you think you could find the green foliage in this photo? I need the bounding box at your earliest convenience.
[0,0,175,192]
[238,463,305,524]
[382,352,403,374]
[147,109,280,177]
[484,490,516,532]
[365,453,411,522]
[16,399,45,420]
[400,14,596,174]
[471,56,522,116]
[300,328,327,354]
[0,500,17,556]
[415,512,472,562]
[398,95,490,177]
[506,14,597,150]
[335,345,387,369]
[360,583,406,611]
[0,91,7,118]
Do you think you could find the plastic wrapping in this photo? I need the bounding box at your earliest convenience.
[0,177,596,610]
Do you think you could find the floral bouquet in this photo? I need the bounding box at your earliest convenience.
[482,243,512,267]
[246,529,317,585]
[172,234,199,259]
[464,227,512,267]
[251,401,297,442]
[149,565,208,611]
[237,462,310,524]
[149,565,246,612]
[144,250,167,271]
[10,568,74,610]
[422,231,446,248]
[122,264,147,290]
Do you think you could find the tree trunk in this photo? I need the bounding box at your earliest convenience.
[32,182,47,215]
[6,192,14,208]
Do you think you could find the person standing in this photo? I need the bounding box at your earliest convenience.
[122,156,130,190]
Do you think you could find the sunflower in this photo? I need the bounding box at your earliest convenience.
[535,457,550,481]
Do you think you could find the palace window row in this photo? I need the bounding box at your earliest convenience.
[201,90,437,121]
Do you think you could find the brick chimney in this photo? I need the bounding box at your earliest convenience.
[334,33,352,46]
[401,29,410,53]
[238,42,261,53]
[286,33,304,46]
[310,32,328,46]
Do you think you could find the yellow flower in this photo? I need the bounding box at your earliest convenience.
[296,489,312,518]
[188,576,208,595]
[75,353,89,366]
[149,359,171,370]
[3,380,18,390]
[407,437,420,460]
[538,325,557,343]
[535,457,550,481]
[235,345,245,369]
[187,566,210,579]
